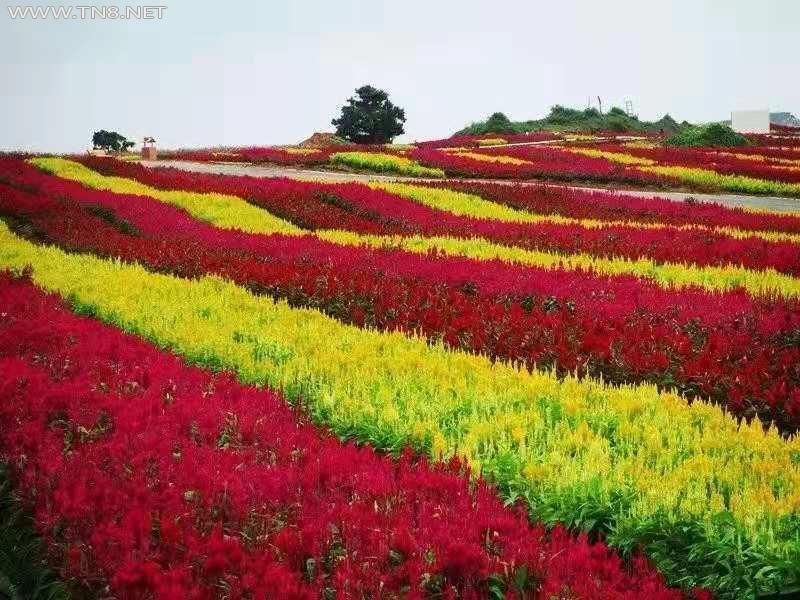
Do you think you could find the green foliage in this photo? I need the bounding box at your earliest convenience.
[664,123,750,147]
[456,104,688,136]
[331,85,406,144]
[0,465,69,600]
[482,112,515,134]
[91,130,134,152]
[608,512,800,597]
[606,115,631,132]
[547,105,586,124]
[654,114,681,133]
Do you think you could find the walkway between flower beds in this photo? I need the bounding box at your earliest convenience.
[141,159,800,214]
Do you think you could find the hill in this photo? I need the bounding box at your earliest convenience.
[456,106,687,136]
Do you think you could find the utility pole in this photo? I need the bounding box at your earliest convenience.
[625,99,635,117]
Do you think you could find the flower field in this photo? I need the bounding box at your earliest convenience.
[157,130,800,197]
[411,144,800,195]
[1,154,800,599]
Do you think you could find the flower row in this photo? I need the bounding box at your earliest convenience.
[329,151,445,178]
[160,146,338,165]
[642,165,800,197]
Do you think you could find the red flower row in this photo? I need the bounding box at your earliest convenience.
[770,123,800,135]
[407,146,669,186]
[720,145,800,160]
[159,145,374,166]
[749,130,800,147]
[0,273,693,599]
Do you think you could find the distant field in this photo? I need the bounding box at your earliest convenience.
[156,127,800,198]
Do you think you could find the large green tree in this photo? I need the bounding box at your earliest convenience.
[92,130,134,152]
[331,85,406,144]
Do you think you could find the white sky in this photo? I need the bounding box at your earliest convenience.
[1,0,798,152]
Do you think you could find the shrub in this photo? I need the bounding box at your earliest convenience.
[665,123,749,147]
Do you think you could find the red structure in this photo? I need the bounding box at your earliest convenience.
[141,136,157,160]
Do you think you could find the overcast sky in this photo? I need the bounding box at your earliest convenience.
[1,0,798,152]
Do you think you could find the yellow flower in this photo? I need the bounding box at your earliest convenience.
[329,152,444,178]
[564,147,656,166]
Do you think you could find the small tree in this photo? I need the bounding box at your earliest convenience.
[331,85,406,144]
[92,130,134,152]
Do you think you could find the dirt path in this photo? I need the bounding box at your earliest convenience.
[141,160,800,214]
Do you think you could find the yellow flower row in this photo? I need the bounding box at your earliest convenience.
[447,151,533,165]
[329,152,445,178]
[564,147,657,166]
[318,230,800,298]
[374,181,800,245]
[475,138,508,146]
[31,158,303,236]
[622,141,658,149]
[1,222,798,592]
[641,165,800,197]
[563,134,601,142]
[714,151,800,166]
[283,147,322,155]
[31,159,800,299]
[372,181,544,222]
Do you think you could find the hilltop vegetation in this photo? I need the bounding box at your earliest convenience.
[457,106,687,136]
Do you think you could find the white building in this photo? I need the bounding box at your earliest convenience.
[731,110,770,133]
